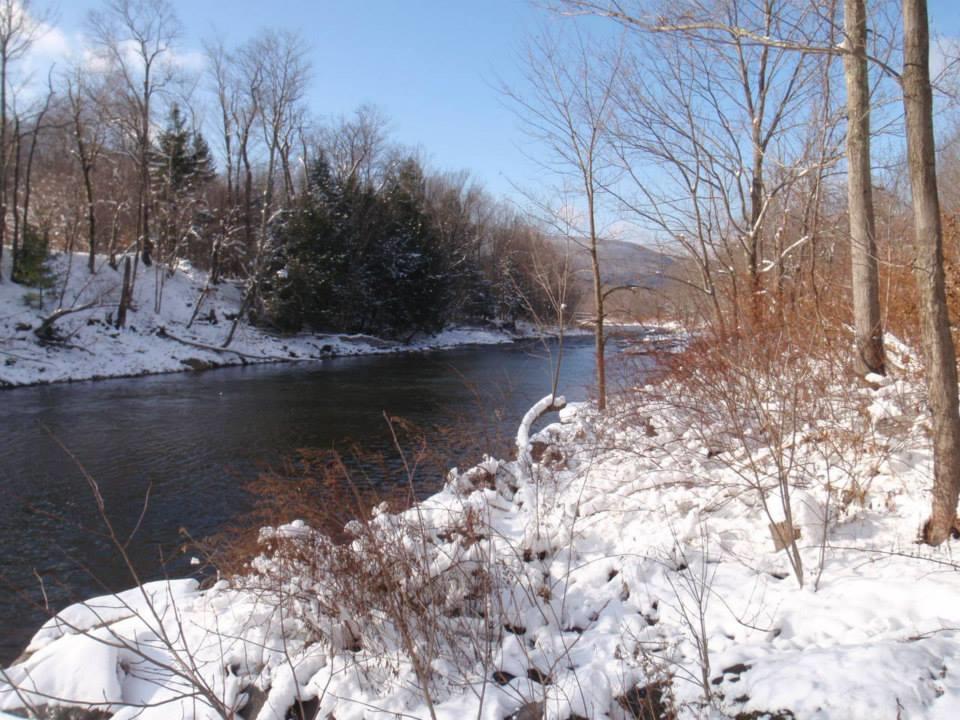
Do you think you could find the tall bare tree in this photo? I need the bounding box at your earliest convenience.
[604,0,831,330]
[249,29,309,229]
[321,104,390,188]
[66,69,107,275]
[507,31,621,410]
[204,39,235,209]
[223,29,309,348]
[0,0,46,281]
[566,0,895,360]
[87,0,182,291]
[14,80,56,275]
[901,0,960,545]
[231,43,262,257]
[844,0,885,375]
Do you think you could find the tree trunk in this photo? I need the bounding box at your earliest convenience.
[0,53,7,280]
[21,96,50,266]
[902,0,960,545]
[747,34,770,326]
[73,98,97,275]
[844,0,885,375]
[242,145,254,254]
[84,162,96,274]
[748,172,763,323]
[139,71,152,271]
[589,192,606,411]
[9,114,17,280]
[116,255,132,329]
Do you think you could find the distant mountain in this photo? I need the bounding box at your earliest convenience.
[565,238,675,289]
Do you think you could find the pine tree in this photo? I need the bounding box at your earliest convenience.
[151,104,215,196]
[266,154,349,330]
[189,130,215,187]
[376,158,448,337]
[149,104,216,277]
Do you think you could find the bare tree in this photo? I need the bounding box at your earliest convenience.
[223,29,309,348]
[844,0,885,375]
[321,103,390,188]
[87,0,182,296]
[0,0,47,280]
[506,30,621,411]
[565,0,897,363]
[14,80,56,272]
[235,61,261,259]
[606,1,832,330]
[901,0,960,545]
[249,29,309,228]
[574,0,960,544]
[204,38,235,208]
[203,38,248,283]
[65,69,107,275]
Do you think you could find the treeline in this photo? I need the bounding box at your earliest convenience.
[0,0,573,339]
[266,155,564,337]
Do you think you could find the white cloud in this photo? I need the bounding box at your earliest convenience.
[13,5,208,97]
[170,48,207,73]
[15,18,80,101]
[30,23,70,60]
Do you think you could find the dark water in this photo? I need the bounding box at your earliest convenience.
[0,334,655,664]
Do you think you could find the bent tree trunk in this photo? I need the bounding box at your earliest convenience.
[844,0,885,375]
[902,0,960,544]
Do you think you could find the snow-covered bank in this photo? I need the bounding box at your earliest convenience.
[0,252,549,389]
[3,348,960,719]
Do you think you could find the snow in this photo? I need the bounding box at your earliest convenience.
[516,393,566,466]
[0,251,534,388]
[3,321,960,718]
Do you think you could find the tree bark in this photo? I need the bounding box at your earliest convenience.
[82,157,96,274]
[139,68,152,271]
[116,255,132,329]
[69,79,98,275]
[21,92,51,266]
[844,0,885,375]
[9,114,17,280]
[902,0,960,545]
[590,202,606,411]
[0,52,7,279]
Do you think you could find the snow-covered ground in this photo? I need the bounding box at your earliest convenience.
[0,252,537,388]
[3,342,959,719]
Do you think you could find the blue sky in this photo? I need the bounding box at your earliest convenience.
[28,0,960,208]
[43,0,561,201]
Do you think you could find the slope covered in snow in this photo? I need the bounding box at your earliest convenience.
[0,252,530,388]
[2,343,958,719]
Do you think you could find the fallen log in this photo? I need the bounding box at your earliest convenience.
[156,326,302,363]
[34,302,102,341]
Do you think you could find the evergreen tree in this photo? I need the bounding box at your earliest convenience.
[189,130,216,187]
[375,158,448,337]
[262,154,543,338]
[151,104,215,196]
[149,104,216,273]
[266,154,350,330]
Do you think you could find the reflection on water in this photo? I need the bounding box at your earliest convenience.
[0,333,656,663]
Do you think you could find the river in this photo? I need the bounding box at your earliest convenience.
[0,333,657,664]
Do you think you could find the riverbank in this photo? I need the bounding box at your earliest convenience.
[0,252,581,389]
[3,340,958,719]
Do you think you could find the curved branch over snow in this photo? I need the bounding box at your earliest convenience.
[516,394,566,467]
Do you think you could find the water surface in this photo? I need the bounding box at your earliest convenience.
[0,333,655,663]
